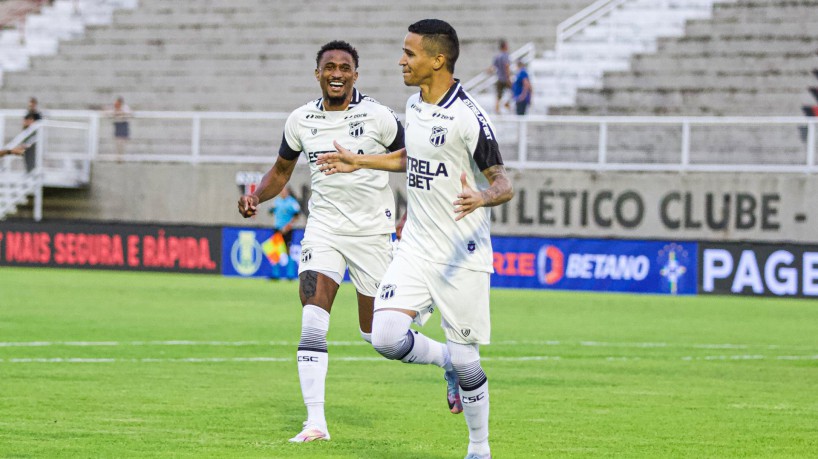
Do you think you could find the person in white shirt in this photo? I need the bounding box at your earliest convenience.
[237,40,405,443]
[317,20,513,459]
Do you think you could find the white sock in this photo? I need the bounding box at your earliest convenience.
[461,381,490,456]
[297,304,330,429]
[449,341,489,456]
[372,310,447,367]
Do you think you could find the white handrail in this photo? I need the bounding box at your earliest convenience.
[556,0,630,53]
[1,110,815,173]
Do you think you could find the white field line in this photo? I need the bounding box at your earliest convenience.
[0,340,804,350]
[1,355,817,364]
[0,356,560,364]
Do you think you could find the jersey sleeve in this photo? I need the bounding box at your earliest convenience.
[463,110,504,171]
[379,107,405,152]
[278,112,302,160]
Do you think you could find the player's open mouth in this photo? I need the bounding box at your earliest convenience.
[329,81,344,90]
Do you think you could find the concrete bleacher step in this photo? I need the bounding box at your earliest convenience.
[1,0,591,112]
[551,0,818,116]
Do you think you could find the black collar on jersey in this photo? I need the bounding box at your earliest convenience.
[419,79,462,109]
[314,87,364,111]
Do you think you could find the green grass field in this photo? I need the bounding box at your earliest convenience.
[1,267,817,458]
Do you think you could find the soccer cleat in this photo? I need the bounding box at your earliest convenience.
[288,425,330,443]
[464,454,491,459]
[444,369,463,414]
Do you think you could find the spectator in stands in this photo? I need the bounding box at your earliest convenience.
[489,39,512,113]
[106,96,132,160]
[21,113,39,172]
[26,97,42,121]
[512,59,532,115]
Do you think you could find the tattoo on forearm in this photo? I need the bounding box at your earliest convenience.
[300,271,318,299]
[480,165,514,207]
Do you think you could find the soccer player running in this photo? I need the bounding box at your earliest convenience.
[237,40,406,443]
[317,20,513,459]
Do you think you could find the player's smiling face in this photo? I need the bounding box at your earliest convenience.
[316,50,358,110]
[399,32,433,87]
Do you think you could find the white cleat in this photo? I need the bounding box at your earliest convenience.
[464,454,491,459]
[288,425,330,443]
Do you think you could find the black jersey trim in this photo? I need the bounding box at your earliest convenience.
[278,132,301,160]
[386,119,406,151]
[439,79,462,108]
[456,90,505,171]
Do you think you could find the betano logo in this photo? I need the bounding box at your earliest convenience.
[535,246,650,285]
[537,246,565,285]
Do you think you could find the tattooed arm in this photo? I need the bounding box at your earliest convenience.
[453,165,514,221]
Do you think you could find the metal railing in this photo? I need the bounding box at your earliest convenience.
[555,0,630,53]
[499,115,817,173]
[2,110,816,174]
[1,118,91,220]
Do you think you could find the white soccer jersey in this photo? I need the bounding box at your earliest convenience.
[399,80,504,272]
[279,88,404,236]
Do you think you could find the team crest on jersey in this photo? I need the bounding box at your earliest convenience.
[430,126,447,147]
[380,284,396,300]
[467,240,476,253]
[461,328,471,337]
[385,209,392,219]
[301,248,312,264]
[349,121,365,138]
[310,128,318,135]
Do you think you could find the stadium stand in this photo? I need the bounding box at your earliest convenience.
[0,0,590,112]
[2,0,816,222]
[552,0,818,116]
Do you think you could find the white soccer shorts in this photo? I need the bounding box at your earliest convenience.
[298,226,393,297]
[374,248,491,345]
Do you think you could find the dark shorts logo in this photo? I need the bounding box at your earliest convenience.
[385,209,392,219]
[430,126,448,147]
[349,121,365,138]
[380,284,396,300]
[461,328,471,337]
[301,248,312,264]
[467,240,476,253]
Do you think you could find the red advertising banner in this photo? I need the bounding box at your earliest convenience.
[0,220,221,274]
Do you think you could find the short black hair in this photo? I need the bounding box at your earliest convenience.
[24,113,38,121]
[408,19,459,73]
[316,40,359,69]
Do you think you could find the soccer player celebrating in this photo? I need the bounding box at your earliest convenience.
[317,20,513,459]
[237,40,406,443]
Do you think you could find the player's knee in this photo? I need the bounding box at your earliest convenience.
[448,341,487,390]
[371,329,404,360]
[371,312,411,360]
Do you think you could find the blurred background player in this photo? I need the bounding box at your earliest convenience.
[267,186,301,279]
[318,19,513,459]
[237,40,405,443]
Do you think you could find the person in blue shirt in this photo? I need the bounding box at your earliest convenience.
[269,186,301,249]
[512,59,532,115]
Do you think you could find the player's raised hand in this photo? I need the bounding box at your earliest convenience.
[238,194,259,218]
[453,172,485,221]
[316,141,361,175]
